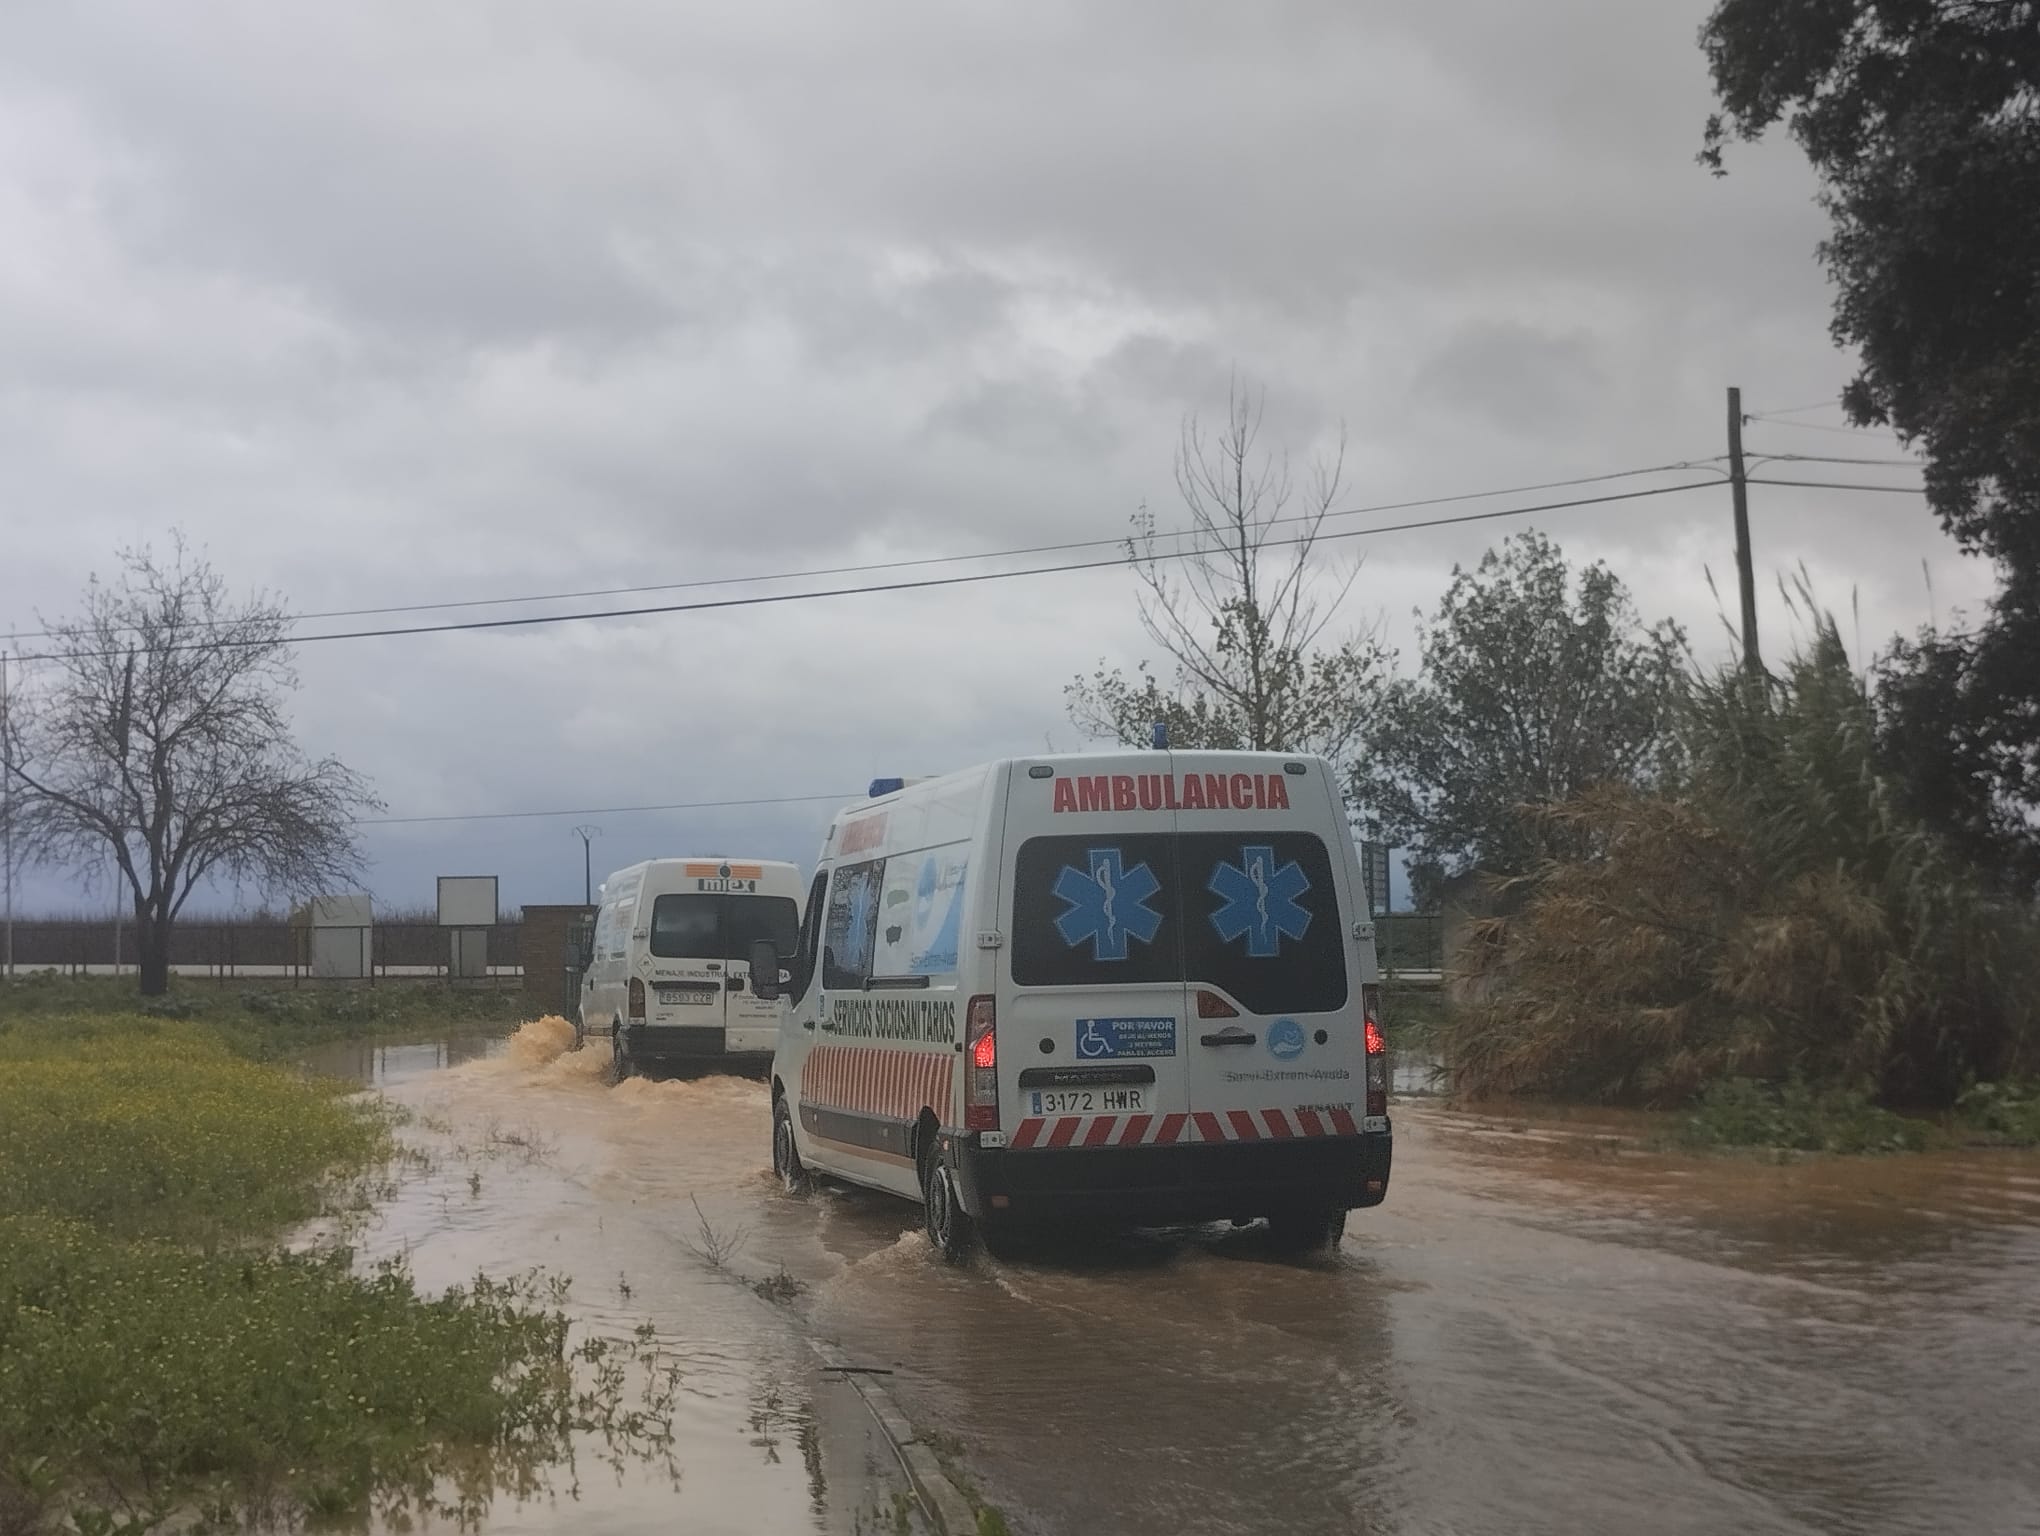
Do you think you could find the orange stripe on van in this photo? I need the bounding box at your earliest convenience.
[684,861,762,878]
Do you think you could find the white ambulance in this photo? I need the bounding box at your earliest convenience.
[578,857,802,1075]
[751,753,1392,1261]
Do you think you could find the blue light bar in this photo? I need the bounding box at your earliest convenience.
[1150,720,1169,750]
[868,777,906,797]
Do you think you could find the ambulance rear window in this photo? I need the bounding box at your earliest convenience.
[1011,835,1183,989]
[1179,832,1347,1016]
[1011,831,1347,1014]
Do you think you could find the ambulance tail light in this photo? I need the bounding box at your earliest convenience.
[1363,985,1387,1118]
[628,978,646,1020]
[964,995,999,1132]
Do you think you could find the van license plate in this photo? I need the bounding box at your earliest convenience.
[658,988,716,1006]
[1029,1087,1147,1116]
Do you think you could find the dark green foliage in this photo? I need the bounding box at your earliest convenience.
[1352,532,1686,908]
[1952,1079,2040,1145]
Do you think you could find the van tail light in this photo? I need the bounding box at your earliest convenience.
[964,995,999,1132]
[1195,989,1239,1019]
[1362,985,1387,1118]
[628,978,646,1019]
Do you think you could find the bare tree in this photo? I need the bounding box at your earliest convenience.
[4,539,381,995]
[1067,378,1386,766]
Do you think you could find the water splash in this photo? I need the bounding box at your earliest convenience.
[611,1074,770,1107]
[505,1015,578,1070]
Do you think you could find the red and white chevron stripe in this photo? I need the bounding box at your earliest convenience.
[803,1044,954,1126]
[1008,1105,1359,1150]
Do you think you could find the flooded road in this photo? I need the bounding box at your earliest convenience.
[340,1023,2040,1536]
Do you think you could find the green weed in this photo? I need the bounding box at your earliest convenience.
[1952,1080,2040,1146]
[1672,1079,1931,1155]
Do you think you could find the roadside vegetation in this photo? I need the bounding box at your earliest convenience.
[0,972,535,1059]
[0,1007,671,1533]
[1433,620,2040,1152]
[1450,622,2039,1102]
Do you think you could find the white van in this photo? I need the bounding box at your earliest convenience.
[752,753,1392,1260]
[578,858,802,1075]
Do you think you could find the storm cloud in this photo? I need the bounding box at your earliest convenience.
[0,1,1989,912]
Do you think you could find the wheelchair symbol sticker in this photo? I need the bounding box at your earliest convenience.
[1072,1017,1177,1059]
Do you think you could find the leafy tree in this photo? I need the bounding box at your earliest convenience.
[1352,533,1686,907]
[1066,380,1387,766]
[4,541,381,995]
[1699,0,2040,886]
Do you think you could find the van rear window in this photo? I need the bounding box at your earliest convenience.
[1011,832,1347,1015]
[650,894,798,961]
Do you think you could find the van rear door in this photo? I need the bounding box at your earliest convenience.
[1171,756,1365,1147]
[643,892,731,1041]
[999,760,1191,1151]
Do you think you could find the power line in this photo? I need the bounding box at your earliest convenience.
[1745,478,1925,494]
[0,458,1723,645]
[1750,452,1922,469]
[1743,415,1902,438]
[14,478,1726,663]
[1747,397,1844,417]
[359,792,856,827]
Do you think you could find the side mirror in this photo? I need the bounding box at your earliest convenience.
[748,938,785,1003]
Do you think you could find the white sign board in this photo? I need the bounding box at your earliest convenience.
[437,875,498,928]
[308,893,373,929]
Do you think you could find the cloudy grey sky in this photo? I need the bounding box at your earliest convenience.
[0,0,1993,915]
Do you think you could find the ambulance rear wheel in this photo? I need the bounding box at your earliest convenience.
[922,1149,975,1264]
[773,1095,809,1195]
[1267,1207,1347,1255]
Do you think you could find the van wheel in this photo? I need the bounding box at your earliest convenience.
[611,1028,633,1082]
[772,1096,809,1195]
[1266,1208,1347,1255]
[571,1017,585,1052]
[921,1145,975,1264]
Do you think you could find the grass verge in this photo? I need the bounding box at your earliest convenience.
[0,1014,670,1533]
[0,972,538,1059]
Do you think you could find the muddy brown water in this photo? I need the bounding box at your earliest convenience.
[332,1021,2040,1536]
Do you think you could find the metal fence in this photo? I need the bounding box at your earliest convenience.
[2,917,523,983]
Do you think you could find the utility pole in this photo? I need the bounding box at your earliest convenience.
[571,824,600,905]
[1727,386,1761,674]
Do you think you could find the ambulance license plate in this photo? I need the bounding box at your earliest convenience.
[658,988,716,1007]
[1029,1087,1147,1116]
